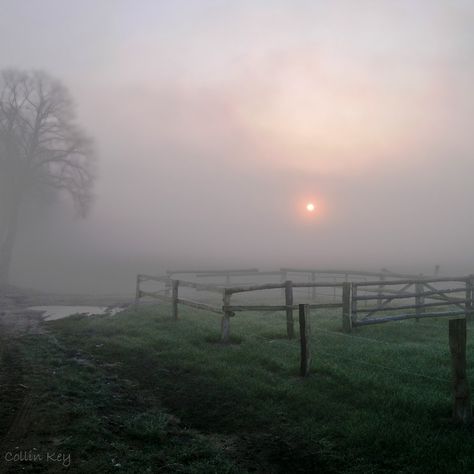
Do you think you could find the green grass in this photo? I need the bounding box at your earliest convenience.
[3,305,474,473]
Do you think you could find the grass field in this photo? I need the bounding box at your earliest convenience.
[2,304,474,473]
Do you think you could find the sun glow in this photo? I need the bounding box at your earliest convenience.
[295,197,327,222]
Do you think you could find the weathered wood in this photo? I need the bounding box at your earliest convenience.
[342,282,352,333]
[299,304,311,377]
[356,282,414,318]
[357,276,469,287]
[285,280,294,339]
[353,299,466,315]
[424,293,465,309]
[354,309,469,326]
[221,290,232,343]
[172,280,179,320]
[228,282,284,294]
[177,298,223,315]
[449,319,472,424]
[354,287,466,301]
[139,290,222,314]
[139,290,171,302]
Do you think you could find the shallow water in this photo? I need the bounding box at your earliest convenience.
[28,306,122,321]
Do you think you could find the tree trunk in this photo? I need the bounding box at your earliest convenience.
[0,199,21,287]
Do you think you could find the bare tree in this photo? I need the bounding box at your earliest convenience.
[0,69,95,286]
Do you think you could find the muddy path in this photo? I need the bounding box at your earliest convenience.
[0,288,131,472]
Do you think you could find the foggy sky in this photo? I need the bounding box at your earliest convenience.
[1,1,474,292]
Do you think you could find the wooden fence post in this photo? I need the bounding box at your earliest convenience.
[299,304,311,377]
[165,271,172,297]
[415,280,424,322]
[449,318,472,424]
[466,276,474,321]
[351,284,358,324]
[281,270,287,297]
[221,290,231,343]
[377,273,385,307]
[342,282,352,333]
[172,280,179,320]
[311,272,316,300]
[285,280,294,339]
[135,275,141,306]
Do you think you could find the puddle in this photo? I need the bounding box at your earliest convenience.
[28,306,123,321]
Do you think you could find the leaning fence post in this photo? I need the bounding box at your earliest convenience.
[221,289,232,343]
[466,275,474,322]
[299,304,311,377]
[285,280,294,339]
[135,275,142,306]
[171,280,179,320]
[449,318,472,424]
[342,282,352,333]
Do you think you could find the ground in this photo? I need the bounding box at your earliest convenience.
[0,288,473,473]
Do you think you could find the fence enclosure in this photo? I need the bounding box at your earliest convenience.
[135,267,473,423]
[135,268,474,342]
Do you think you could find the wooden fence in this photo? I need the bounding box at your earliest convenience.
[349,276,474,330]
[135,268,474,342]
[136,269,473,422]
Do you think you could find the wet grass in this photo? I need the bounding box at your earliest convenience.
[3,304,474,472]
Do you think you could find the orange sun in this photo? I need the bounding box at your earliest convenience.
[306,202,315,212]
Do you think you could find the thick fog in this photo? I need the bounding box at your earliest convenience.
[1,1,474,293]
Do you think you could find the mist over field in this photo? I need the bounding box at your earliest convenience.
[1,0,474,293]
